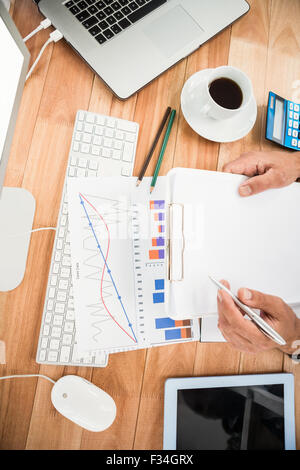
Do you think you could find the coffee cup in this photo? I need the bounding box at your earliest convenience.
[200,66,254,120]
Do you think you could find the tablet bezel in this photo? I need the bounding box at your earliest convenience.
[163,373,295,450]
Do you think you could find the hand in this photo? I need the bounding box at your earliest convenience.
[223,151,300,197]
[217,280,300,354]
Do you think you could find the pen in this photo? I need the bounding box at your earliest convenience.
[209,276,286,346]
[136,106,171,187]
[150,109,176,193]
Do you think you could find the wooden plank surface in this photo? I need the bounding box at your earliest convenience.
[0,0,299,449]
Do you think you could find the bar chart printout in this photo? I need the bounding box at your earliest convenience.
[133,194,200,347]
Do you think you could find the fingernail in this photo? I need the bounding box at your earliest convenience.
[217,291,222,302]
[242,288,252,300]
[239,185,252,197]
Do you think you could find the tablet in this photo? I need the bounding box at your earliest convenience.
[163,373,296,450]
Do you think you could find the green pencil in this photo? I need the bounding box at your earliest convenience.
[150,109,176,193]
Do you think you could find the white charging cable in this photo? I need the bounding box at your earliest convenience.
[26,29,64,81]
[23,18,52,43]
[0,374,56,385]
[8,227,57,238]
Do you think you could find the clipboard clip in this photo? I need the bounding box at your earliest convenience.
[168,203,184,282]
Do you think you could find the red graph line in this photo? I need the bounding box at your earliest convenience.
[79,193,136,343]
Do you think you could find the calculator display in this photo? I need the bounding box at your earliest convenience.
[273,99,284,140]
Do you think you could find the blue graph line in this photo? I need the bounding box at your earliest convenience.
[79,194,138,343]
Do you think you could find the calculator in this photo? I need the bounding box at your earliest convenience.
[266,92,300,150]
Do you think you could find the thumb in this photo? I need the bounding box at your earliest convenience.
[238,169,281,197]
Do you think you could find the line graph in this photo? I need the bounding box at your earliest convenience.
[79,192,137,344]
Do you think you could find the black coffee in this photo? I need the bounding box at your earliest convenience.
[209,77,243,110]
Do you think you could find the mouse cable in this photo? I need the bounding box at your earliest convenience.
[23,18,52,43]
[0,374,56,385]
[7,226,57,238]
[26,29,64,82]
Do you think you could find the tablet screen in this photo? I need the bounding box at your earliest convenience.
[176,384,284,450]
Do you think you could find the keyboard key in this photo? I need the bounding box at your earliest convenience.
[96,0,106,7]
[126,132,136,142]
[39,350,46,361]
[78,0,88,9]
[112,1,121,10]
[64,322,74,333]
[88,5,98,14]
[51,327,62,338]
[65,0,74,7]
[43,325,50,336]
[50,339,60,349]
[129,1,138,11]
[121,6,131,15]
[60,346,71,363]
[104,6,114,15]
[123,142,134,161]
[114,10,124,20]
[92,146,101,156]
[128,0,166,23]
[118,17,131,29]
[89,25,101,36]
[84,122,94,132]
[76,10,90,22]
[99,19,109,29]
[122,166,131,176]
[106,15,117,24]
[66,310,75,321]
[106,117,116,127]
[82,15,98,28]
[83,133,92,143]
[96,11,106,21]
[70,6,80,14]
[62,334,73,345]
[95,125,104,135]
[48,351,59,362]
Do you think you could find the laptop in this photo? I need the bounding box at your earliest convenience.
[34,0,250,99]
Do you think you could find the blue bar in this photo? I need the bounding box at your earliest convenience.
[153,292,165,304]
[156,237,165,247]
[165,329,182,340]
[155,279,165,290]
[155,318,175,329]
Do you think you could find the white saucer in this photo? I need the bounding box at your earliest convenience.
[181,69,257,143]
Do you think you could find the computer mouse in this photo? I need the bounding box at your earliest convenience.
[51,375,116,432]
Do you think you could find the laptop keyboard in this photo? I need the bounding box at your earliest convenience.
[63,0,167,44]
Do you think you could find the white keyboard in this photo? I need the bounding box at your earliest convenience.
[36,110,139,367]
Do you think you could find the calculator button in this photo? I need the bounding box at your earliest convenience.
[294,104,299,112]
[289,120,293,127]
[293,130,298,137]
[294,112,299,120]
[291,139,298,146]
[288,128,292,136]
[298,141,300,148]
[293,121,299,129]
[289,111,293,119]
[289,102,294,110]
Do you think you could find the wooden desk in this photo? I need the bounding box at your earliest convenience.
[0,0,299,450]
